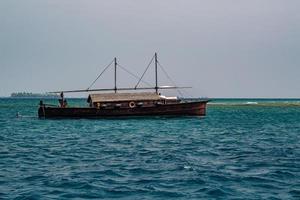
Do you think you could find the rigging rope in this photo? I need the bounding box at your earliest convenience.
[157,61,186,97]
[86,59,115,90]
[117,63,152,87]
[134,54,155,89]
[85,55,191,97]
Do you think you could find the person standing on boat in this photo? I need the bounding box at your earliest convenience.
[59,92,67,108]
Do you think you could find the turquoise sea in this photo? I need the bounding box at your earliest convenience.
[0,98,300,199]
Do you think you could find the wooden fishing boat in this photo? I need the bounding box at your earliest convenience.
[38,53,209,118]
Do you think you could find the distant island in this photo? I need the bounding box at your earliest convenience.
[11,92,59,98]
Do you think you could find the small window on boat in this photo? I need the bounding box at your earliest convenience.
[115,104,122,108]
[137,102,144,107]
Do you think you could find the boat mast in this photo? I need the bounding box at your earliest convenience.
[114,57,117,93]
[155,52,158,94]
[50,53,193,94]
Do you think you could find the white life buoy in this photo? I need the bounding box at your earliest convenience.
[129,101,136,108]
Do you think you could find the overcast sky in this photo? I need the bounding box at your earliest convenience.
[1,0,299,98]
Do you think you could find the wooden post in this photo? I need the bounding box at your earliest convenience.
[155,53,158,94]
[114,57,117,93]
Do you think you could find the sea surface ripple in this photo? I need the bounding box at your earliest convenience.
[0,98,300,199]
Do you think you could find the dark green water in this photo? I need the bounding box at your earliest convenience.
[0,98,300,199]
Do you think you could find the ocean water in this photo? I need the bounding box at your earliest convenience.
[0,98,300,199]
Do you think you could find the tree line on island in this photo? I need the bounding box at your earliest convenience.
[11,92,59,98]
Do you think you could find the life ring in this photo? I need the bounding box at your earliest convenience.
[129,101,136,108]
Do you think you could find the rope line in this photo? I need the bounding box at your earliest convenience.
[134,54,155,89]
[157,61,186,97]
[117,64,152,87]
[87,59,115,90]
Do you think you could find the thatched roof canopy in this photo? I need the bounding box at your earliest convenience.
[87,92,161,103]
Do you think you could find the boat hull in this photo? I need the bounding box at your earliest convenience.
[38,101,208,119]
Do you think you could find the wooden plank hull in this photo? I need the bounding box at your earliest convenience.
[38,101,208,119]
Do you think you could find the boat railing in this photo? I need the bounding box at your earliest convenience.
[43,104,60,107]
[39,101,59,107]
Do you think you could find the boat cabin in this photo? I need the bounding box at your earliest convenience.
[87,92,178,109]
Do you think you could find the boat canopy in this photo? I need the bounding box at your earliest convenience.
[87,92,161,103]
